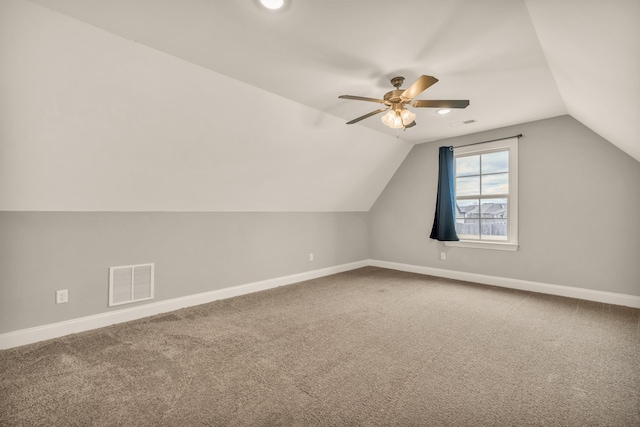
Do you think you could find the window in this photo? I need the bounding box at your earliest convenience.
[446,137,518,251]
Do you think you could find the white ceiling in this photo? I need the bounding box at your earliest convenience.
[2,0,638,212]
[24,0,640,162]
[4,0,419,211]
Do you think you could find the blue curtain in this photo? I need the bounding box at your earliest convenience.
[430,146,459,241]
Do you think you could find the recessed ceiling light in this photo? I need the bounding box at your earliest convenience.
[437,109,451,115]
[260,0,285,10]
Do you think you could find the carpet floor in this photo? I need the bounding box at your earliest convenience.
[1,267,639,426]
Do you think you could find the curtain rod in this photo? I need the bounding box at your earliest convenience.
[450,134,522,149]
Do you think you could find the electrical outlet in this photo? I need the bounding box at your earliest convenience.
[309,253,314,261]
[56,289,68,304]
[440,252,446,260]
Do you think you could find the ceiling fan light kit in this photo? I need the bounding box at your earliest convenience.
[339,75,470,130]
[381,109,415,129]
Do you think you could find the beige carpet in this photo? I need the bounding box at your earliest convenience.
[1,267,639,426]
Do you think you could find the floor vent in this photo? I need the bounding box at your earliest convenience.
[109,263,154,307]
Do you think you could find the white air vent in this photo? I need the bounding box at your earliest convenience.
[450,119,478,127]
[109,263,154,307]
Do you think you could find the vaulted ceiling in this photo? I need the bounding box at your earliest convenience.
[25,0,639,157]
[1,0,638,212]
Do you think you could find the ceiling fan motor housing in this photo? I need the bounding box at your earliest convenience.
[386,77,410,108]
[384,90,410,111]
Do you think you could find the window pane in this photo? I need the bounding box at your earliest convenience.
[480,218,508,240]
[456,219,479,240]
[480,199,508,218]
[481,151,508,174]
[456,155,479,177]
[456,176,480,196]
[456,199,479,219]
[453,139,517,246]
[481,173,508,195]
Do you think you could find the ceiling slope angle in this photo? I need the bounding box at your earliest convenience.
[0,0,412,212]
[23,0,567,142]
[526,0,640,162]
[16,0,640,163]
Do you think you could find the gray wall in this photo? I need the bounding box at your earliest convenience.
[0,212,368,333]
[3,115,639,335]
[369,115,640,296]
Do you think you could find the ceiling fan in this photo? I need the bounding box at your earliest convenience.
[339,75,469,129]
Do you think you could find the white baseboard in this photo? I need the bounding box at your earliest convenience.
[0,260,368,350]
[368,259,640,309]
[3,259,638,350]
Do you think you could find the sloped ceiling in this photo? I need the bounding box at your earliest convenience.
[1,0,638,212]
[526,0,640,162]
[0,0,411,211]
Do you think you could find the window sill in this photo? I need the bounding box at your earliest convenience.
[445,240,519,251]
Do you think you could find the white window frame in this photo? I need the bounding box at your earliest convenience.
[446,137,519,251]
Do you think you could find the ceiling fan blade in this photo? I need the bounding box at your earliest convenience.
[346,107,389,124]
[401,75,438,100]
[412,100,470,109]
[404,120,417,129]
[339,95,386,104]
